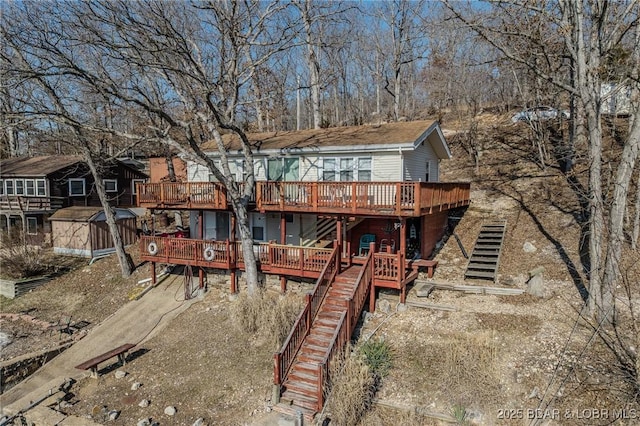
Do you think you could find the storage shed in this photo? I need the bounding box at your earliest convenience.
[50,207,138,258]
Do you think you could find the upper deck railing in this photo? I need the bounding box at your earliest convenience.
[136,180,470,216]
[0,196,65,213]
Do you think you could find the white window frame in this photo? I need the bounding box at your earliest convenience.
[15,179,24,195]
[5,180,14,195]
[26,217,38,235]
[69,178,86,196]
[25,179,35,196]
[36,179,47,196]
[322,156,372,182]
[104,179,118,192]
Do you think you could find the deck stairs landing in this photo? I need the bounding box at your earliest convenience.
[275,265,362,421]
[464,220,507,282]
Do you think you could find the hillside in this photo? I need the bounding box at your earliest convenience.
[1,114,638,425]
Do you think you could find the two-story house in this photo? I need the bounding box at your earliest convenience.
[135,120,471,418]
[0,156,148,244]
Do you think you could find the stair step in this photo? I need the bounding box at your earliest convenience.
[299,352,325,363]
[317,311,342,320]
[281,389,318,411]
[468,256,499,263]
[478,232,504,238]
[315,318,340,328]
[289,369,319,383]
[306,335,332,346]
[472,250,500,256]
[293,361,320,374]
[285,379,318,396]
[465,270,496,279]
[310,326,336,336]
[467,263,497,270]
[302,342,329,354]
[273,402,317,421]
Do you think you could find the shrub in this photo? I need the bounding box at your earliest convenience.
[0,233,51,279]
[359,337,394,380]
[231,290,303,349]
[324,346,375,426]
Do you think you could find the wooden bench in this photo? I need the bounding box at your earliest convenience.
[408,259,438,278]
[75,343,136,378]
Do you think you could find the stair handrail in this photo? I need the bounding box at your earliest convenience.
[274,244,340,388]
[316,310,348,411]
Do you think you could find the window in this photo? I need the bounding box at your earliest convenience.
[26,217,38,235]
[425,161,431,182]
[252,226,264,240]
[0,180,3,196]
[69,178,86,196]
[358,158,372,181]
[25,180,35,196]
[322,159,336,181]
[339,158,354,181]
[104,179,118,192]
[5,180,14,195]
[268,158,299,181]
[322,157,372,182]
[36,180,46,196]
[15,179,24,195]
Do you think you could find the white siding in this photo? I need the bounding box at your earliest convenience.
[372,152,402,181]
[403,141,439,182]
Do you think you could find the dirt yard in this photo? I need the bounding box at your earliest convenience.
[1,115,638,425]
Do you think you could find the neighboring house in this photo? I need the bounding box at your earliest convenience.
[601,83,632,116]
[0,156,148,244]
[135,119,471,417]
[148,156,187,183]
[49,206,138,258]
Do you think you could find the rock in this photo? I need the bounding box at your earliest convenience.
[415,283,434,297]
[396,303,407,313]
[192,418,205,426]
[523,241,537,253]
[139,399,150,408]
[527,274,544,297]
[108,410,120,420]
[131,382,142,391]
[228,293,238,301]
[59,401,73,409]
[528,387,540,399]
[164,406,177,416]
[377,299,391,314]
[137,419,151,426]
[115,370,127,379]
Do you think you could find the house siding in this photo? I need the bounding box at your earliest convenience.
[403,141,439,182]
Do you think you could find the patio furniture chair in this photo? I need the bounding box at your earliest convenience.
[380,238,395,253]
[359,234,376,256]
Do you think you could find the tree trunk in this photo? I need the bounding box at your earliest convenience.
[230,198,259,294]
[602,102,640,317]
[82,149,135,278]
[633,176,640,250]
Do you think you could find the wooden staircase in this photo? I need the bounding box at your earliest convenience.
[464,220,507,282]
[274,246,374,422]
[278,267,361,418]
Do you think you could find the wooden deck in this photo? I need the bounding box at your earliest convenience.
[136,181,470,216]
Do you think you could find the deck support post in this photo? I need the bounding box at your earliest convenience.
[230,270,237,294]
[272,384,281,405]
[151,261,157,286]
[280,213,286,244]
[369,281,376,313]
[280,276,287,293]
[199,268,204,289]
